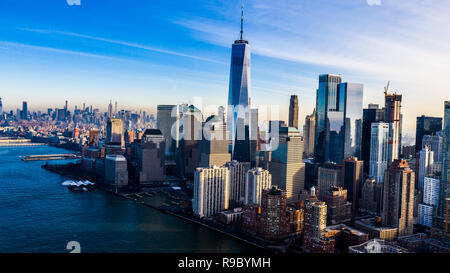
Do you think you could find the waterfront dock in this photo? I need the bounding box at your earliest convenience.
[22,154,80,161]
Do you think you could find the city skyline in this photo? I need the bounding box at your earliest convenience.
[1,0,450,135]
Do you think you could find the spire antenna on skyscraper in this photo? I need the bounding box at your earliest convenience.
[240,4,244,41]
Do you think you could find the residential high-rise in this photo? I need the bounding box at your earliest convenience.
[198,115,231,168]
[322,186,352,225]
[22,101,28,120]
[106,118,124,147]
[314,75,363,163]
[289,95,299,129]
[369,122,390,183]
[303,199,335,253]
[415,116,442,153]
[269,127,305,202]
[303,109,316,159]
[342,156,364,212]
[361,104,385,173]
[226,160,251,207]
[359,178,382,214]
[244,167,272,205]
[382,160,415,236]
[418,146,434,191]
[384,91,402,163]
[258,186,288,241]
[193,166,230,218]
[419,176,440,228]
[227,7,251,160]
[437,101,450,228]
[318,163,343,200]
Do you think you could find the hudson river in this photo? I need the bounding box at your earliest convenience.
[0,146,258,253]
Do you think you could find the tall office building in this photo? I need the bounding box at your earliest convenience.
[226,160,251,207]
[0,97,3,119]
[176,105,202,178]
[198,115,231,168]
[258,186,288,241]
[384,91,402,163]
[289,95,299,129]
[361,104,385,173]
[157,105,177,157]
[369,123,390,183]
[382,160,415,236]
[422,132,444,163]
[359,178,382,214]
[104,155,128,189]
[107,100,113,118]
[303,109,316,159]
[244,167,272,205]
[419,176,440,228]
[269,127,305,202]
[106,118,124,147]
[227,7,251,160]
[415,116,442,152]
[418,146,434,191]
[135,129,166,185]
[314,76,363,163]
[437,101,450,228]
[342,156,364,212]
[317,163,343,200]
[193,166,230,218]
[22,101,28,120]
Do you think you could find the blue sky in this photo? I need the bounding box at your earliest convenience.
[0,0,449,134]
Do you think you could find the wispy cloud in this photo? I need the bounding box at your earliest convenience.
[20,28,225,64]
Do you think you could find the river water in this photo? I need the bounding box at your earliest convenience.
[0,146,258,253]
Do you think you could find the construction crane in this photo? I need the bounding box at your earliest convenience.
[384,80,390,96]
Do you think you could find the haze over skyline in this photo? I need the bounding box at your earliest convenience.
[1,0,449,135]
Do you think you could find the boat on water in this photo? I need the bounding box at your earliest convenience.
[64,180,96,192]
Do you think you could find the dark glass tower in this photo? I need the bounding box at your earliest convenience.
[361,104,384,173]
[314,75,363,164]
[227,7,251,161]
[415,115,442,152]
[437,101,450,227]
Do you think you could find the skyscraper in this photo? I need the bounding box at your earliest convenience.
[226,161,251,207]
[157,105,177,157]
[415,116,442,153]
[422,132,444,164]
[198,115,231,168]
[318,163,343,200]
[107,100,113,118]
[369,122,390,183]
[258,186,288,241]
[314,76,363,163]
[227,7,251,160]
[419,176,440,228]
[382,160,415,236]
[244,167,272,205]
[22,101,28,120]
[342,156,364,212]
[437,101,450,228]
[418,146,434,191]
[0,97,3,118]
[384,91,402,163]
[106,118,124,147]
[289,95,299,129]
[303,109,316,159]
[135,129,166,185]
[269,127,305,202]
[362,104,385,173]
[193,166,230,218]
[315,74,342,163]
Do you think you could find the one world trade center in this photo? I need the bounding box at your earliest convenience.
[227,7,251,162]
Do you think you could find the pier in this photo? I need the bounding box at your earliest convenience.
[22,154,80,161]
